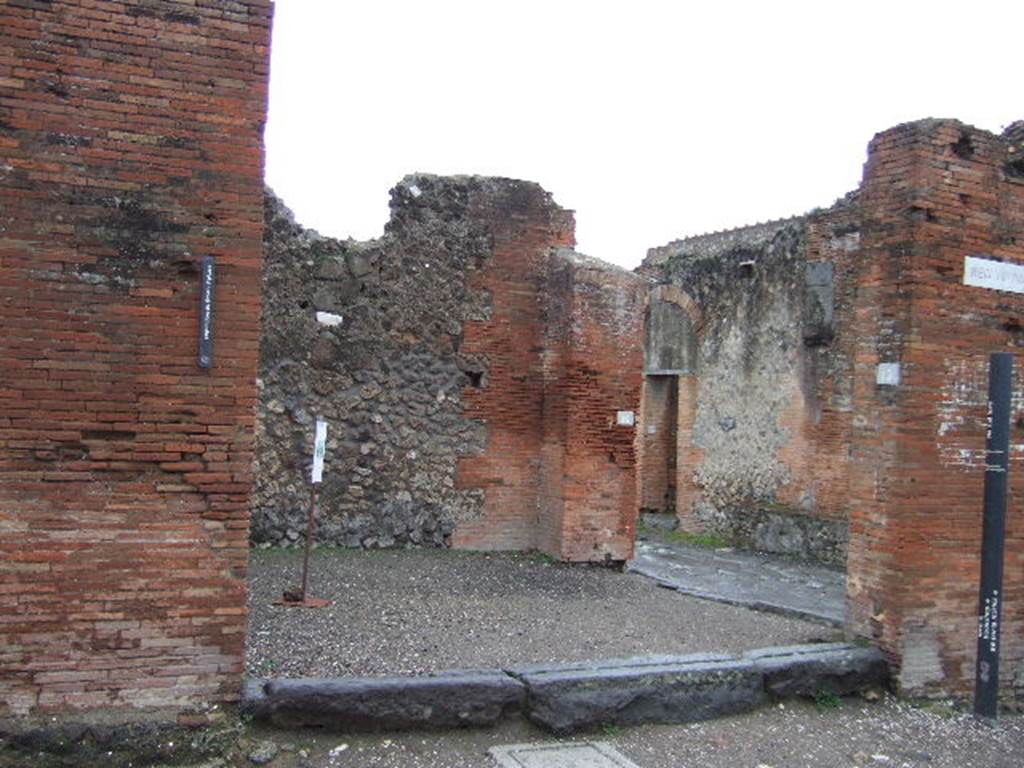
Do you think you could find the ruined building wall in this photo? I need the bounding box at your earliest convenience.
[547,252,646,561]
[642,203,859,566]
[643,118,1024,702]
[255,181,489,549]
[0,0,273,715]
[255,178,646,562]
[845,120,1024,702]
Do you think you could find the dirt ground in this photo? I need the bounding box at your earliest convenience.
[245,547,837,678]
[232,695,1024,768]
[239,548,1023,768]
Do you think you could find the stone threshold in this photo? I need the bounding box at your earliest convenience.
[242,642,888,734]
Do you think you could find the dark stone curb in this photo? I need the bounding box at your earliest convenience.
[241,670,525,730]
[507,654,764,733]
[243,642,888,733]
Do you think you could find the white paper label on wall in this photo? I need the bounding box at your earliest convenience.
[616,410,636,427]
[311,419,327,484]
[876,362,901,386]
[964,255,1024,295]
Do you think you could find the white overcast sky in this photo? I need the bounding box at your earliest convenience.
[264,1,1021,269]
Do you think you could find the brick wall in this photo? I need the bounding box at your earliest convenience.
[638,375,677,513]
[847,120,1024,701]
[554,251,646,562]
[0,0,272,715]
[642,118,1023,700]
[454,190,647,561]
[257,179,645,563]
[453,181,576,551]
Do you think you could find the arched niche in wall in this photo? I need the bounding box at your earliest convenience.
[644,285,701,375]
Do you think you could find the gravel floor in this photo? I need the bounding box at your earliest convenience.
[246,547,837,678]
[235,695,1024,768]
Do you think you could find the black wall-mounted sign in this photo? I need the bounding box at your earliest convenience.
[974,352,1012,719]
[198,256,215,369]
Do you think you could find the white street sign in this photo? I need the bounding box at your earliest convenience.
[311,419,327,484]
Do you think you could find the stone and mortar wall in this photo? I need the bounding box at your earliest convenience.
[255,181,488,549]
[0,0,272,715]
[642,202,859,566]
[256,178,646,561]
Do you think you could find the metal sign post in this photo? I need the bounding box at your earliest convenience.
[973,352,1012,719]
[276,419,330,608]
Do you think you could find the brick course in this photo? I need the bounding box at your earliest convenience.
[0,0,272,715]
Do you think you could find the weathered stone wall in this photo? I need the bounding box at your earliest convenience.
[0,0,272,715]
[255,178,646,561]
[642,203,857,566]
[255,181,489,549]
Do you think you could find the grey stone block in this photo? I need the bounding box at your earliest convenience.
[511,655,764,733]
[744,642,889,698]
[244,671,525,730]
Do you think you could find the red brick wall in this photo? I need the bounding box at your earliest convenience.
[454,182,575,551]
[638,376,678,513]
[454,187,646,561]
[847,120,1024,701]
[672,376,703,532]
[556,254,646,562]
[0,0,272,715]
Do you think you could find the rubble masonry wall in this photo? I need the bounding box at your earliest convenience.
[255,178,646,562]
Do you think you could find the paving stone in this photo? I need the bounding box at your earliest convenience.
[628,539,845,625]
[489,741,641,768]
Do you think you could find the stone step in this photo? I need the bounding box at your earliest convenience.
[243,642,888,733]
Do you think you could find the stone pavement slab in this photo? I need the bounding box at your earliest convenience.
[627,539,846,625]
[489,741,641,768]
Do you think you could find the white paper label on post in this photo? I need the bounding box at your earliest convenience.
[616,410,636,427]
[311,419,327,484]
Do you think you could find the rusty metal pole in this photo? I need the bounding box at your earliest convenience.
[276,419,329,608]
[300,483,318,602]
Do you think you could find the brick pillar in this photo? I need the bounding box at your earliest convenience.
[674,374,704,533]
[0,0,272,715]
[847,120,1024,702]
[454,182,575,551]
[553,253,646,562]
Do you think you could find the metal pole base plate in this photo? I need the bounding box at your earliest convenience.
[273,592,330,609]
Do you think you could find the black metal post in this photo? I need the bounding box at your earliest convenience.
[973,352,1012,719]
